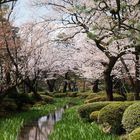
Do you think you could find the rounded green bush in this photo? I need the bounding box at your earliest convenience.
[113,94,126,101]
[16,93,34,104]
[126,93,135,101]
[129,127,140,140]
[41,95,54,103]
[85,96,106,103]
[85,94,125,103]
[54,93,67,98]
[20,103,31,111]
[86,92,105,99]
[77,92,92,99]
[67,92,78,97]
[78,102,110,121]
[90,111,100,122]
[34,101,46,107]
[99,102,133,134]
[4,100,18,111]
[0,98,18,112]
[122,102,140,133]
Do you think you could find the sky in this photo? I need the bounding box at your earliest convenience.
[13,0,48,26]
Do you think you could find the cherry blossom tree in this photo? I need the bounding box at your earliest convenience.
[33,0,140,100]
[0,0,17,5]
[0,1,21,100]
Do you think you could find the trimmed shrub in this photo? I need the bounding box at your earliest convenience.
[20,103,31,111]
[90,111,100,122]
[16,93,34,104]
[86,92,105,100]
[78,102,110,121]
[98,102,133,134]
[120,135,129,140]
[1,98,18,111]
[41,95,54,103]
[34,101,47,107]
[113,94,126,101]
[129,127,140,140]
[126,93,135,101]
[85,94,125,103]
[122,102,140,133]
[54,93,67,98]
[67,92,78,97]
[77,92,92,99]
[38,91,46,95]
[85,96,106,103]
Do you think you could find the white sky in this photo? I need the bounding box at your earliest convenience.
[13,0,48,26]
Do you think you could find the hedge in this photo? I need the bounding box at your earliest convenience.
[78,102,110,121]
[90,111,100,122]
[122,102,140,133]
[85,94,125,103]
[129,127,140,140]
[98,102,133,134]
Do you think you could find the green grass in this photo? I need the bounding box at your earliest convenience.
[49,107,119,140]
[0,98,81,140]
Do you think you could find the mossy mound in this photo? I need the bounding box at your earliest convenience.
[77,92,92,99]
[99,102,133,134]
[78,102,110,121]
[85,94,125,103]
[129,127,140,140]
[67,92,78,97]
[90,111,100,122]
[1,98,18,112]
[53,93,67,98]
[41,95,54,103]
[122,102,140,133]
[86,92,105,100]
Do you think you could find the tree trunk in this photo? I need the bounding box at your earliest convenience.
[24,78,41,100]
[6,71,11,84]
[83,79,86,92]
[104,70,113,101]
[63,72,69,93]
[103,57,118,101]
[92,79,99,93]
[47,80,56,92]
[0,85,19,103]
[135,51,140,100]
[32,89,42,100]
[63,80,67,93]
[68,81,72,91]
[120,57,135,90]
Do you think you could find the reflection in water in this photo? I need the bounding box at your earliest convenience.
[18,106,67,140]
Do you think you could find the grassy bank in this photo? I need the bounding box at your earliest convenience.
[0,98,80,140]
[49,106,118,140]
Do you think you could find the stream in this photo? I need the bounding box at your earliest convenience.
[18,105,69,140]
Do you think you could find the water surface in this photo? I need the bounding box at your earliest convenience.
[18,105,68,140]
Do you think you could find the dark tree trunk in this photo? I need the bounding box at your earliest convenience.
[32,88,41,100]
[135,51,140,100]
[63,72,69,93]
[63,80,67,93]
[72,80,77,92]
[68,81,72,91]
[6,71,11,84]
[47,80,56,92]
[24,78,41,101]
[23,81,30,94]
[92,79,99,93]
[120,57,135,90]
[104,70,113,101]
[0,85,19,103]
[82,79,86,92]
[103,57,118,101]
